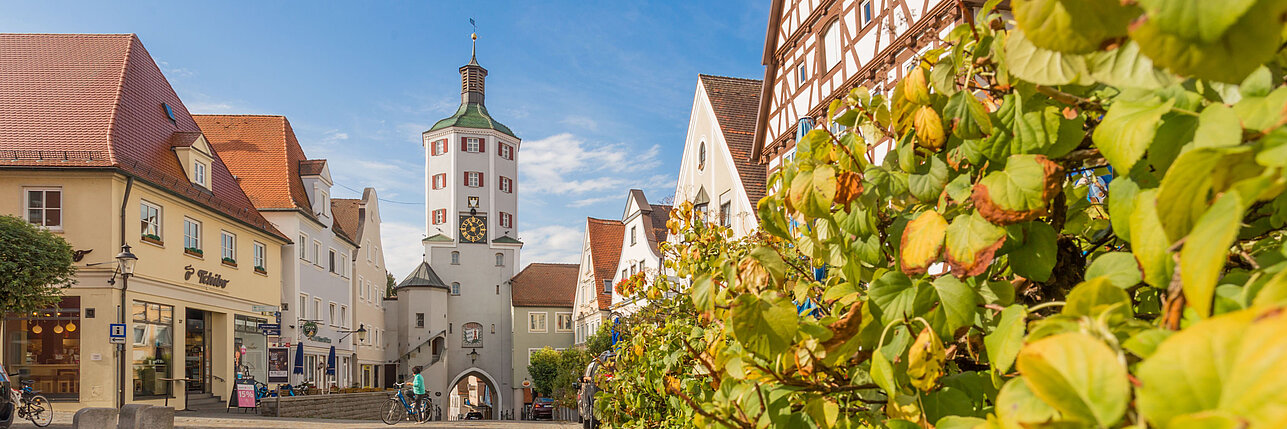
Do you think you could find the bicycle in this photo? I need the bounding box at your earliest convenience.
[7,375,52,427]
[380,382,429,425]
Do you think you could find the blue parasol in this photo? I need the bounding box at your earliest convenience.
[293,342,304,374]
[326,345,336,375]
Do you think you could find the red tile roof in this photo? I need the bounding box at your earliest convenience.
[331,198,361,242]
[699,74,767,207]
[193,115,315,212]
[0,33,285,241]
[586,217,624,311]
[511,263,579,307]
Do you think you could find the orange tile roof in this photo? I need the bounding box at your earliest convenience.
[699,75,767,207]
[331,198,362,241]
[0,33,285,241]
[193,115,315,212]
[586,217,624,311]
[511,263,579,307]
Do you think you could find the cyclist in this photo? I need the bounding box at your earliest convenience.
[410,366,427,421]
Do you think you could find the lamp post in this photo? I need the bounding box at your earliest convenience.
[114,244,138,408]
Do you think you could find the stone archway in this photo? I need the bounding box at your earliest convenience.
[446,367,503,420]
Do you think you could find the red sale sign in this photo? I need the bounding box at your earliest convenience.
[236,382,256,408]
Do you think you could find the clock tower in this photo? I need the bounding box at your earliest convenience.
[413,32,522,418]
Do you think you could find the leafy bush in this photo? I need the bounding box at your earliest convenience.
[0,215,76,313]
[598,1,1287,428]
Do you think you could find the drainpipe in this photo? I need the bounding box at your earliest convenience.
[118,176,133,408]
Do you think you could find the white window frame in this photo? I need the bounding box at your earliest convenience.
[466,137,481,153]
[451,282,460,295]
[140,200,162,240]
[359,275,366,301]
[339,305,348,328]
[314,298,322,323]
[253,241,266,271]
[299,234,308,260]
[861,0,874,26]
[528,312,548,333]
[495,253,504,266]
[499,143,512,160]
[500,176,512,193]
[466,172,480,188]
[221,230,236,262]
[328,248,337,273]
[183,217,202,252]
[824,20,841,71]
[797,62,808,86]
[329,302,337,326]
[604,278,613,293]
[313,240,322,265]
[24,188,63,230]
[193,161,207,187]
[630,226,637,246]
[451,251,460,265]
[299,294,308,318]
[556,312,573,332]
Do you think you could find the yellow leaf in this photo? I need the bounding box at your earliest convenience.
[908,327,946,392]
[901,211,948,275]
[913,106,946,150]
[905,67,931,105]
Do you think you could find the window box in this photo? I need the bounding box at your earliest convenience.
[141,234,163,246]
[184,247,203,257]
[254,265,267,275]
[222,257,237,267]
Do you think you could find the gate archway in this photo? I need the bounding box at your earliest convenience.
[446,367,502,419]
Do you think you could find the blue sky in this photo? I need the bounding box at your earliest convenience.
[1,1,769,278]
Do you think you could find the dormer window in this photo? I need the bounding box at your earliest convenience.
[162,103,177,125]
[193,161,207,187]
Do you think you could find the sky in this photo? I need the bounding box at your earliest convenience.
[0,1,769,279]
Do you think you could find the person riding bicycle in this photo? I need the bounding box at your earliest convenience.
[410,366,427,418]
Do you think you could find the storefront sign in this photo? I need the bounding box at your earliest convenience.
[184,265,230,288]
[267,348,289,382]
[258,323,281,336]
[251,305,278,312]
[235,381,256,408]
[302,321,318,338]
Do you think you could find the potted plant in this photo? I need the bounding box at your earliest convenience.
[141,233,163,245]
[221,257,237,267]
[254,265,267,274]
[184,247,203,257]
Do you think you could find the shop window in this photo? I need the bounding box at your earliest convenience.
[2,296,81,398]
[233,315,267,382]
[132,300,174,398]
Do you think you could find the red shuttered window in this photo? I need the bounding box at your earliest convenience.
[432,209,447,225]
[499,176,512,193]
[432,173,447,190]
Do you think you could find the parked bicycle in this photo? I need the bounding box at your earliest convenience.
[380,382,429,425]
[6,375,51,427]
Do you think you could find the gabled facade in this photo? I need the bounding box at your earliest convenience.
[572,217,624,345]
[509,263,578,413]
[752,0,980,172]
[610,190,671,314]
[196,114,361,389]
[332,188,390,388]
[0,33,288,408]
[675,75,766,238]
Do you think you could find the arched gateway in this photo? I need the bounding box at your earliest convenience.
[447,367,503,419]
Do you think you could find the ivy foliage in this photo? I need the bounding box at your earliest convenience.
[0,214,75,314]
[596,1,1287,428]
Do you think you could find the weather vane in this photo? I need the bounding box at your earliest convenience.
[470,18,478,58]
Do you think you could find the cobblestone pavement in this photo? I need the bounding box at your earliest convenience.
[11,410,579,428]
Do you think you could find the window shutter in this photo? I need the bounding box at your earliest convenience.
[479,139,486,153]
[479,174,485,187]
[461,137,468,151]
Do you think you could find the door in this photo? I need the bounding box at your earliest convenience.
[184,309,210,393]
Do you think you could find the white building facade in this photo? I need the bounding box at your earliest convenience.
[674,75,766,239]
[610,191,670,315]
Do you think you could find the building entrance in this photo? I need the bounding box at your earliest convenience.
[184,309,210,393]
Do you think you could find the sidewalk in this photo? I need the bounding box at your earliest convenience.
[11,409,579,429]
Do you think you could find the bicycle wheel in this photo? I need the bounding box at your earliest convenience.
[413,398,430,423]
[381,398,406,425]
[27,395,52,427]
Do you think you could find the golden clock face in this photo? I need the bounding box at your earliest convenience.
[460,215,487,243]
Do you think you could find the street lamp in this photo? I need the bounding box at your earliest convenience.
[468,349,479,364]
[114,243,138,409]
[338,324,367,342]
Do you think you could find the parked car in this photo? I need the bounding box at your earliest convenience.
[464,411,484,420]
[532,397,555,420]
[576,351,615,429]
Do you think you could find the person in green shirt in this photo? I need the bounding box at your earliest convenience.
[411,366,427,421]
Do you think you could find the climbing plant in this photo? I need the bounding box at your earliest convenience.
[596,0,1287,427]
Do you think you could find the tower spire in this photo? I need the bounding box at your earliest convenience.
[459,20,487,105]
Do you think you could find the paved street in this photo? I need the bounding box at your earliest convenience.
[11,410,578,429]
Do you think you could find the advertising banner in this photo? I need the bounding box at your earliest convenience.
[267,347,290,382]
[236,381,256,408]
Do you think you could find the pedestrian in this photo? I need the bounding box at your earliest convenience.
[411,366,427,422]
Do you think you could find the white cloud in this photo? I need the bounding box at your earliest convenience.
[518,133,661,195]
[517,224,584,268]
[379,221,426,281]
[568,195,617,208]
[157,61,195,78]
[560,115,598,131]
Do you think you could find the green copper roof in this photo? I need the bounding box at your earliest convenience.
[428,102,516,138]
[492,235,523,245]
[422,233,454,243]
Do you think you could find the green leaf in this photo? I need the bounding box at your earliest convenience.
[1157,148,1223,241]
[1194,104,1241,148]
[1137,307,1287,428]
[1016,333,1131,426]
[1009,222,1058,282]
[995,376,1059,429]
[923,387,977,422]
[1063,277,1133,318]
[972,154,1064,225]
[730,293,800,359]
[985,305,1027,374]
[1131,0,1287,83]
[869,271,934,323]
[935,416,986,429]
[1232,86,1287,132]
[1085,252,1144,289]
[1004,30,1089,86]
[944,91,993,139]
[931,276,978,337]
[1092,97,1175,172]
[1084,40,1175,89]
[1122,328,1172,360]
[871,346,898,395]
[1179,191,1244,318]
[1129,189,1176,288]
[1107,177,1140,242]
[946,174,974,203]
[1012,0,1140,54]
[945,212,1008,277]
[789,164,837,218]
[909,156,950,203]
